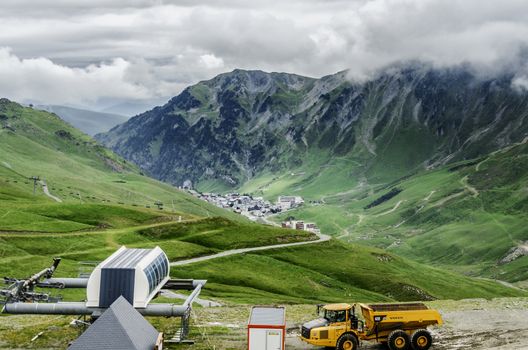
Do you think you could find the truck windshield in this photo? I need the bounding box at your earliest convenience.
[322,309,347,323]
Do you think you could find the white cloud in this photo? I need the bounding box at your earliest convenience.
[0,48,149,105]
[199,54,224,69]
[1,0,528,108]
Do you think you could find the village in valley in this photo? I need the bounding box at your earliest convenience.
[182,182,321,234]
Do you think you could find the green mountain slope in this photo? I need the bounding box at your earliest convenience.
[1,97,523,305]
[175,240,522,304]
[274,139,528,283]
[97,66,528,191]
[0,98,243,227]
[95,66,528,285]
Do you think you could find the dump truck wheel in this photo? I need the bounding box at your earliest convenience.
[411,329,432,350]
[337,333,358,350]
[388,330,411,350]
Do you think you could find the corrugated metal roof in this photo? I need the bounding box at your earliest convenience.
[68,296,159,350]
[249,307,285,326]
[103,248,152,269]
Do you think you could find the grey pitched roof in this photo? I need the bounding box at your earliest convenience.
[69,296,159,350]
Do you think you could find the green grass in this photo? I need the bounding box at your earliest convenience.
[237,149,363,200]
[0,98,525,350]
[0,203,165,232]
[0,100,245,223]
[0,217,313,288]
[138,217,315,250]
[261,144,528,284]
[174,240,525,304]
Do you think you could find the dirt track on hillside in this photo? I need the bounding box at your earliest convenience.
[170,232,331,266]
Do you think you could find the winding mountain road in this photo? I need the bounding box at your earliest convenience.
[375,200,405,217]
[170,232,331,267]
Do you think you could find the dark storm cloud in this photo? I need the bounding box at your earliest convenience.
[1,0,528,108]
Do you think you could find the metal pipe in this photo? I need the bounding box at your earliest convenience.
[3,302,191,317]
[183,284,202,307]
[3,302,90,315]
[139,304,189,317]
[193,280,207,288]
[40,278,205,290]
[41,278,88,288]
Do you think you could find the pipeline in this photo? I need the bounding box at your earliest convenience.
[40,278,206,289]
[184,284,202,307]
[3,302,90,315]
[41,278,88,288]
[3,283,204,317]
[3,301,190,317]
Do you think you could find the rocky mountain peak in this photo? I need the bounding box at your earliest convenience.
[96,66,528,189]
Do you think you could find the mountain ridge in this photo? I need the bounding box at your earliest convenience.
[96,65,528,190]
[36,105,128,136]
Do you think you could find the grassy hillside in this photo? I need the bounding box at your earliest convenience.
[270,139,528,284]
[0,98,526,350]
[1,216,522,307]
[175,240,523,304]
[93,67,528,289]
[0,98,243,224]
[1,98,524,296]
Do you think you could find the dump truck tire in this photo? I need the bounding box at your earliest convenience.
[337,333,358,350]
[411,329,432,350]
[388,330,411,350]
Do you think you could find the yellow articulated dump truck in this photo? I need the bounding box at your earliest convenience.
[300,302,442,350]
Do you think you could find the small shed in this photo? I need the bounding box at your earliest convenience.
[247,306,285,350]
[69,296,163,350]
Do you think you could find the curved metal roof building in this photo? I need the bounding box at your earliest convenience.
[86,246,170,308]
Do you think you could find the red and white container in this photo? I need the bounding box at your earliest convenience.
[247,306,286,350]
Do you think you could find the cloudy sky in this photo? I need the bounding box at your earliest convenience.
[2,0,528,113]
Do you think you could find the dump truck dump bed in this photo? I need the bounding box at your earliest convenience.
[359,303,442,338]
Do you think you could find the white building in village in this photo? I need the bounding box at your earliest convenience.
[281,220,320,234]
[277,196,304,210]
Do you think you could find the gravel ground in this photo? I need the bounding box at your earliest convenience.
[1,298,527,349]
[284,298,528,350]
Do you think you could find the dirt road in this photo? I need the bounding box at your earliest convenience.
[39,180,62,202]
[170,232,331,266]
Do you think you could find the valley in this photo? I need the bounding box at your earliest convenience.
[95,66,528,290]
[4,1,528,349]
[2,63,528,350]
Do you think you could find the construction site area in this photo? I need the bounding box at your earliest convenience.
[187,298,528,350]
[1,297,527,349]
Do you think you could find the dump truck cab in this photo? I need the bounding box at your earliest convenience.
[300,302,442,350]
[300,303,360,349]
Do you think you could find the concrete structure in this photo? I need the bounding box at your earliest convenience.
[277,196,304,210]
[305,223,317,231]
[248,306,286,350]
[295,221,305,230]
[87,246,170,308]
[69,296,163,350]
[281,220,319,233]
